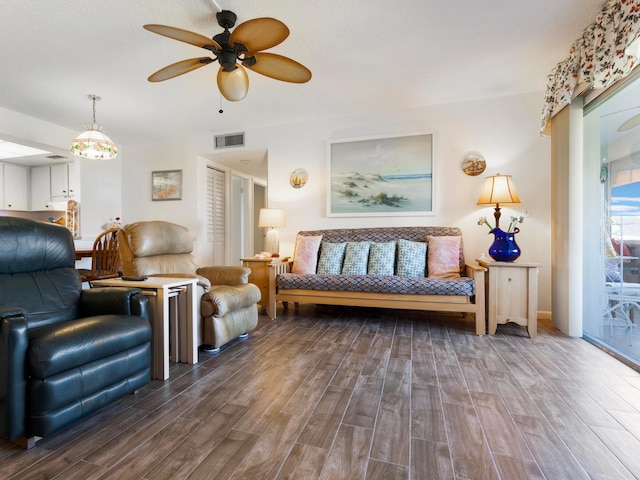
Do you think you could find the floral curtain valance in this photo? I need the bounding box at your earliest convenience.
[540,0,640,135]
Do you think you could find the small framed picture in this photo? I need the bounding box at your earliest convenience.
[152,170,182,201]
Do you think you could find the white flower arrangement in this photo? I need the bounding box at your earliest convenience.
[102,216,122,230]
[477,215,524,233]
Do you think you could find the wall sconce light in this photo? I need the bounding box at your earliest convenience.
[461,153,486,176]
[258,208,286,257]
[289,168,308,188]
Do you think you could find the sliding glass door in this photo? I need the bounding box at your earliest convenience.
[584,78,640,367]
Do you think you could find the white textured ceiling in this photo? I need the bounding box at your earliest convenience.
[1,0,606,148]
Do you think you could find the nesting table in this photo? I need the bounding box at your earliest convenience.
[91,276,199,380]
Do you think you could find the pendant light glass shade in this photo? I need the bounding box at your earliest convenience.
[71,95,118,160]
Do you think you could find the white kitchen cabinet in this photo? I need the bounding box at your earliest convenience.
[3,163,29,210]
[30,165,53,210]
[51,163,77,199]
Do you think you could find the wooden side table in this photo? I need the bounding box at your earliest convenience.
[476,258,540,338]
[241,257,284,316]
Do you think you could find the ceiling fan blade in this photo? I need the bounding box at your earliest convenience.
[619,113,640,132]
[230,18,289,53]
[143,24,221,51]
[148,57,214,82]
[217,66,249,101]
[245,53,312,83]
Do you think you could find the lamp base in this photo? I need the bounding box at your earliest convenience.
[265,228,279,257]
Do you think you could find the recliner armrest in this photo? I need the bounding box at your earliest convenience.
[0,308,28,441]
[79,287,149,319]
[197,266,251,286]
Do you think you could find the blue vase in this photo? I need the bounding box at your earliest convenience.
[488,227,521,262]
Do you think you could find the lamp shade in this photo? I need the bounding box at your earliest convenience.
[258,208,286,228]
[71,126,118,160]
[476,174,522,206]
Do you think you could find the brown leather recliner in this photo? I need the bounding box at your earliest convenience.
[117,221,260,352]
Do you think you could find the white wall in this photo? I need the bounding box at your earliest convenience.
[239,92,552,310]
[121,137,199,233]
[112,91,552,311]
[79,155,122,239]
[0,106,76,149]
[0,93,552,312]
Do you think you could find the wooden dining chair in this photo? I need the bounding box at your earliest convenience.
[78,228,121,282]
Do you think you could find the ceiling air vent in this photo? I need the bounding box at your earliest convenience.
[214,132,244,149]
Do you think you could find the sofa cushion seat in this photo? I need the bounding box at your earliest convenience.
[277,273,475,296]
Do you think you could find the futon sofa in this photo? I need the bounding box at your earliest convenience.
[0,217,151,448]
[267,226,486,334]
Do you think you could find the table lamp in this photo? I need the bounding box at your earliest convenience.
[258,208,286,257]
[476,173,521,229]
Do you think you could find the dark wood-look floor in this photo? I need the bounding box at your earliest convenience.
[3,305,640,479]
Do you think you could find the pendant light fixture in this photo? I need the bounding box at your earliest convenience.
[71,94,118,160]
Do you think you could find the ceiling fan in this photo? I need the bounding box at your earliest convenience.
[144,9,312,101]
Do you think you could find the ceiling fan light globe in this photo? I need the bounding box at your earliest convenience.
[217,65,249,101]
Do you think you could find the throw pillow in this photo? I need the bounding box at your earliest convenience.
[396,239,426,277]
[368,241,396,275]
[292,234,323,274]
[317,242,347,275]
[427,235,461,279]
[342,242,371,275]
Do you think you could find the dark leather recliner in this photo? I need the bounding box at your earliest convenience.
[0,217,152,448]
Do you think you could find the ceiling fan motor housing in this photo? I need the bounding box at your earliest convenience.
[216,10,237,29]
[219,50,238,71]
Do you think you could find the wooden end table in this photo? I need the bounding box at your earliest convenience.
[241,256,286,316]
[476,258,540,338]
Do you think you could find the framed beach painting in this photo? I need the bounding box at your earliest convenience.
[152,170,182,201]
[327,132,434,217]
